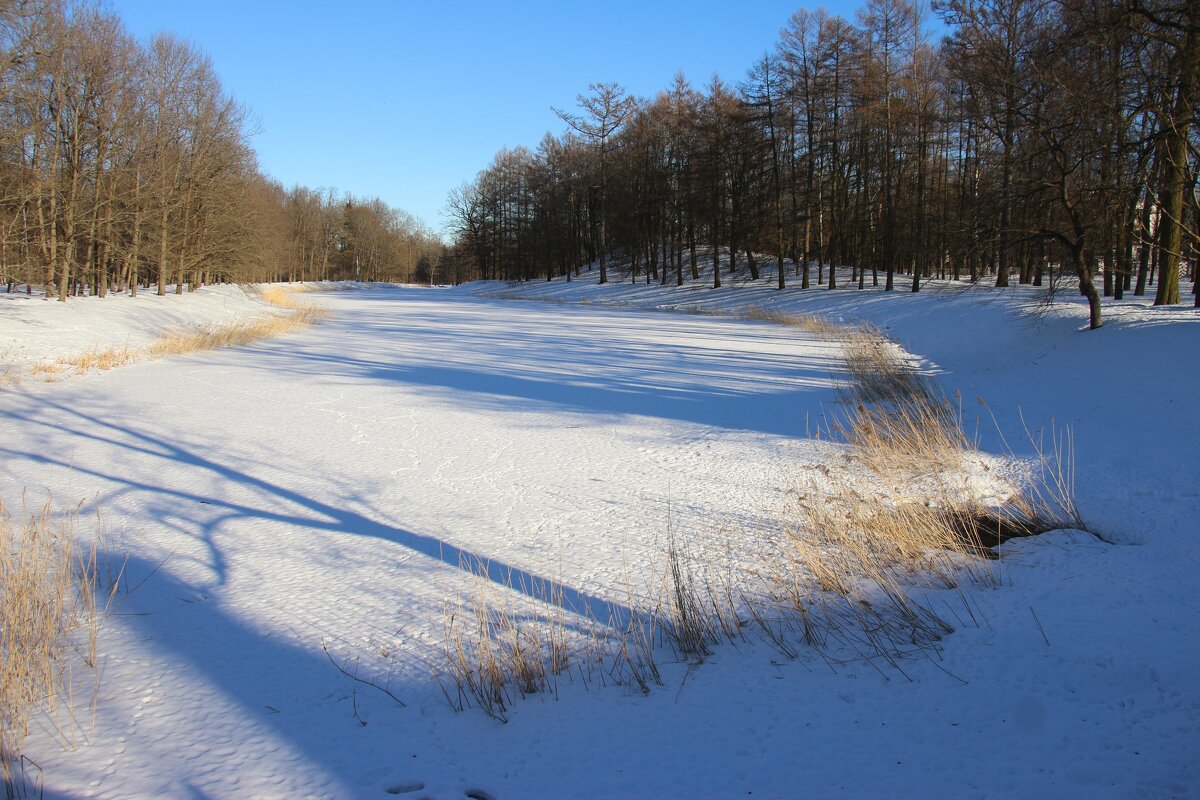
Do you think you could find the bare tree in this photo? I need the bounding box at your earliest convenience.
[553,82,638,284]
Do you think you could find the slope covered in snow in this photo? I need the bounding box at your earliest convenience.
[0,284,278,384]
[1,275,1196,799]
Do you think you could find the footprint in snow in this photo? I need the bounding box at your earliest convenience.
[465,790,497,800]
[385,782,424,795]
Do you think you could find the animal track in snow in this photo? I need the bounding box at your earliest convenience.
[385,781,425,794]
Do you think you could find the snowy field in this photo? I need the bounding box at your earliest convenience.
[2,274,1198,798]
[0,284,278,382]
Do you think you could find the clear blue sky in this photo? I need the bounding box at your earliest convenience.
[106,1,877,236]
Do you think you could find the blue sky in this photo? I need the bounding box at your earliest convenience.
[107,1,871,235]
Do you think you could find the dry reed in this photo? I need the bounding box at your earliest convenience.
[1,499,111,788]
[21,285,326,381]
[149,286,326,358]
[739,306,845,338]
[763,325,1084,668]
[59,344,136,375]
[438,551,674,717]
[439,556,575,721]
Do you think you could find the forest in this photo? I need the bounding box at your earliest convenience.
[0,0,444,298]
[2,0,1197,331]
[446,0,1199,328]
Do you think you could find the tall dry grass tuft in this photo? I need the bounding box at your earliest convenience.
[59,344,137,375]
[1,499,112,788]
[764,325,1085,669]
[438,551,677,717]
[148,310,321,358]
[660,519,743,661]
[841,328,934,407]
[28,363,61,379]
[439,556,575,722]
[259,285,313,309]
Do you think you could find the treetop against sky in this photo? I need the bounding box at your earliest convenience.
[108,0,869,233]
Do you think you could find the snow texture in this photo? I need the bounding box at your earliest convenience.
[1,271,1197,799]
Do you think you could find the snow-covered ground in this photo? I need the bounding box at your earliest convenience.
[1,270,1197,799]
[0,284,277,383]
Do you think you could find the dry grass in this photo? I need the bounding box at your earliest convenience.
[841,328,935,408]
[148,287,326,359]
[740,306,845,338]
[659,518,743,661]
[439,556,573,722]
[259,284,314,309]
[759,325,1085,669]
[28,362,60,379]
[438,551,674,718]
[1,499,113,788]
[58,345,137,375]
[148,307,322,358]
[15,285,327,383]
[663,524,717,659]
[27,344,137,382]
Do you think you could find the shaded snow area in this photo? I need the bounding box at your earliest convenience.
[2,275,1197,798]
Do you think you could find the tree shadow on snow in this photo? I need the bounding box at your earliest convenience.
[243,290,848,438]
[37,552,410,798]
[0,394,630,631]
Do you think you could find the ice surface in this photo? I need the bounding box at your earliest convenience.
[2,273,1197,798]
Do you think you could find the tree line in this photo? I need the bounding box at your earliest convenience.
[0,0,442,300]
[446,0,1198,326]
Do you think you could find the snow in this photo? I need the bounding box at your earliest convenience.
[0,284,278,382]
[2,268,1197,799]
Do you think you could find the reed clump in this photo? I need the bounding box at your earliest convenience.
[1,499,112,787]
[765,326,1084,668]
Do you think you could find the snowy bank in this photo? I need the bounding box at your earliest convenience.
[0,278,1195,799]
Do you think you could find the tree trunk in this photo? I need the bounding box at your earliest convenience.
[1155,20,1198,305]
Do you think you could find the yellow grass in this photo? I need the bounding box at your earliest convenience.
[740,306,845,338]
[29,362,61,377]
[0,499,111,784]
[765,325,1083,666]
[148,286,326,358]
[439,556,574,721]
[438,549,673,717]
[19,285,327,382]
[59,344,137,374]
[259,284,314,309]
[148,306,324,358]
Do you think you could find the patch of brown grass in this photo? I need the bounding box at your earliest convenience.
[1,499,112,785]
[740,306,844,338]
[148,286,327,359]
[259,284,313,309]
[438,548,675,718]
[439,556,574,721]
[57,344,137,375]
[148,310,315,358]
[762,326,1084,669]
[15,285,328,385]
[28,362,61,379]
[841,328,933,407]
